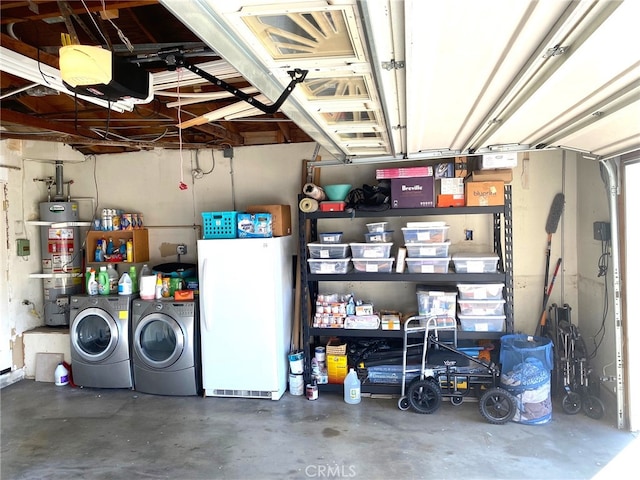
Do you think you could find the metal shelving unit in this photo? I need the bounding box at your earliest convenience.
[298,185,514,393]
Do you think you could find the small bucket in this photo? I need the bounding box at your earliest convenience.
[288,351,304,374]
[289,373,304,395]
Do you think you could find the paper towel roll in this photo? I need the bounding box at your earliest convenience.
[299,197,319,213]
[303,183,326,201]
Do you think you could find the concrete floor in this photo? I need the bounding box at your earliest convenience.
[1,380,638,480]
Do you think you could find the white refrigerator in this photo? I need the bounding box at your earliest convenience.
[197,236,293,400]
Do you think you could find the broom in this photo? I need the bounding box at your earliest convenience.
[535,193,564,336]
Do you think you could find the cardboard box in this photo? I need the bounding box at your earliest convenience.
[455,156,468,178]
[327,354,348,384]
[246,204,291,236]
[237,213,272,238]
[465,181,505,206]
[437,194,465,207]
[481,152,517,170]
[471,169,513,183]
[434,162,454,178]
[391,177,435,208]
[438,178,464,195]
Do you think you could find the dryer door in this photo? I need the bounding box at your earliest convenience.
[134,313,184,369]
[71,307,119,362]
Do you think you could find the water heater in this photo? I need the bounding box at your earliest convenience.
[39,201,83,326]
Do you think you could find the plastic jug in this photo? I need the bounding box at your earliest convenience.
[139,264,151,291]
[344,368,361,404]
[118,272,133,295]
[97,266,109,295]
[106,264,119,294]
[54,363,69,386]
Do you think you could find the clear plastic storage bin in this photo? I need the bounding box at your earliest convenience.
[366,222,389,233]
[405,241,451,258]
[458,299,505,316]
[307,258,351,274]
[308,242,350,259]
[456,283,505,300]
[458,314,506,332]
[352,258,395,273]
[405,256,450,273]
[452,252,499,273]
[364,231,394,243]
[402,225,449,244]
[318,232,344,244]
[350,242,393,258]
[416,289,457,317]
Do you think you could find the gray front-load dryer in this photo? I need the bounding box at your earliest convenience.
[69,294,136,389]
[131,299,200,396]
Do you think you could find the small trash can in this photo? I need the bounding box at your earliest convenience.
[499,334,553,425]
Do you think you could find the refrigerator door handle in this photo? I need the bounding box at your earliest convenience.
[201,258,212,332]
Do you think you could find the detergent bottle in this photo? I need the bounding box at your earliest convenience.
[106,264,119,294]
[97,266,109,295]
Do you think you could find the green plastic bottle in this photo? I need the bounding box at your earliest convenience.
[97,266,109,295]
[129,265,138,293]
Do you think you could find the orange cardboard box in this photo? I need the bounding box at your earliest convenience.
[465,181,505,206]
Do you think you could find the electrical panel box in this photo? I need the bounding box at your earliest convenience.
[593,221,611,241]
[16,238,30,256]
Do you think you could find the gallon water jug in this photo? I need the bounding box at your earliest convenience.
[54,363,69,386]
[344,368,361,404]
[118,272,133,295]
[106,264,119,294]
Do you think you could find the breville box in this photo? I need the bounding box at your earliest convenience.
[465,181,505,206]
[246,204,291,236]
[391,177,435,208]
[481,152,517,170]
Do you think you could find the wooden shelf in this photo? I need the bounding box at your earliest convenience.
[85,229,149,264]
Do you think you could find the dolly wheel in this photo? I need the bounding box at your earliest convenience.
[562,392,581,415]
[582,395,605,420]
[450,394,464,406]
[398,396,411,411]
[407,379,441,414]
[479,387,516,424]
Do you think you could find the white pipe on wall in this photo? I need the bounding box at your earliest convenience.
[599,157,625,429]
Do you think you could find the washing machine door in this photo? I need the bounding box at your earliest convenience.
[134,313,184,369]
[71,307,119,362]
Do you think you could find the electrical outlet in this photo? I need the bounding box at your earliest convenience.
[177,244,187,255]
[593,221,611,241]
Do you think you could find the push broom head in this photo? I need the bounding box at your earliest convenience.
[546,193,565,234]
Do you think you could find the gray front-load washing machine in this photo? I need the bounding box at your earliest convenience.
[131,299,200,396]
[69,294,136,388]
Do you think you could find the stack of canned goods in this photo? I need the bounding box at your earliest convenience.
[96,209,144,231]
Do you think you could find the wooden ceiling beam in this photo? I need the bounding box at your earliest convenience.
[0,1,159,25]
[1,108,103,138]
